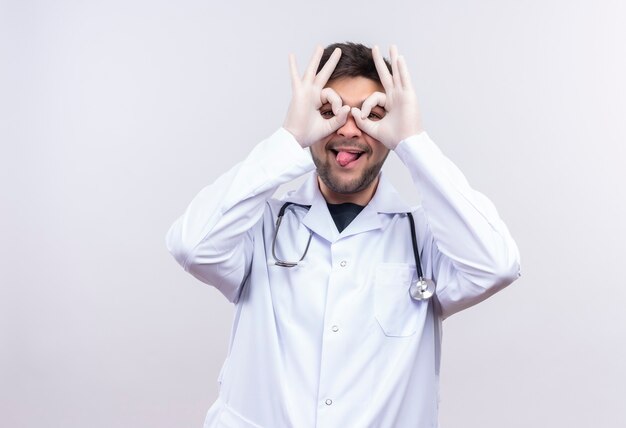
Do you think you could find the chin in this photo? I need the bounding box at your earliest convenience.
[319,168,377,194]
[312,149,386,195]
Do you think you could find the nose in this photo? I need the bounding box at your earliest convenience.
[336,114,362,138]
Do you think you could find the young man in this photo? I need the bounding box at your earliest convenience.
[167,43,520,428]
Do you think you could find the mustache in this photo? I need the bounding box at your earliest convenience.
[326,140,371,153]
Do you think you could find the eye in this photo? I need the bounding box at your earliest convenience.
[368,107,386,121]
[319,103,334,119]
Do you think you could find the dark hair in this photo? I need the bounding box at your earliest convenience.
[316,42,392,84]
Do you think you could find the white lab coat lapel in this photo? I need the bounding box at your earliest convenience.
[282,173,338,243]
[340,174,412,238]
[283,172,413,242]
[302,194,339,243]
[338,203,381,238]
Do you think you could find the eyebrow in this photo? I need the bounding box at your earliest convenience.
[322,97,385,109]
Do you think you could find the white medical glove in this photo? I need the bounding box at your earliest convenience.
[351,45,423,150]
[283,47,351,148]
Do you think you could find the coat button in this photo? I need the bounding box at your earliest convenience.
[325,399,333,406]
[340,260,347,267]
[331,325,339,332]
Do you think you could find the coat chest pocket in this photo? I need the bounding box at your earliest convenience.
[374,263,423,337]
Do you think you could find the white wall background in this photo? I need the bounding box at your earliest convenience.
[2,0,625,427]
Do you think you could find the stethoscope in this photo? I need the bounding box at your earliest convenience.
[272,202,436,301]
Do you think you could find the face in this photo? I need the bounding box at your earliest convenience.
[310,76,389,203]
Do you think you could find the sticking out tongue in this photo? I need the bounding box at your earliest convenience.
[336,151,359,167]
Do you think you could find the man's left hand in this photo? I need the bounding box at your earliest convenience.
[352,45,423,150]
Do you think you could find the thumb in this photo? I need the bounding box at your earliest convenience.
[326,105,350,131]
[351,107,378,135]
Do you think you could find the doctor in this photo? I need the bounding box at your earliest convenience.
[167,43,520,427]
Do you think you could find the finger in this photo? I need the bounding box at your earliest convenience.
[315,47,342,87]
[397,55,413,90]
[372,45,393,90]
[359,92,386,119]
[326,105,350,131]
[351,107,378,135]
[321,88,349,131]
[320,87,343,113]
[288,54,301,89]
[303,46,324,82]
[390,45,402,88]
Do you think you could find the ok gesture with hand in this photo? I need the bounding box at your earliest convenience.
[352,46,423,149]
[283,47,351,148]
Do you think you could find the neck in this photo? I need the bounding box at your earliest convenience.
[317,176,380,206]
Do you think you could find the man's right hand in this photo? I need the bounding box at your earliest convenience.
[283,47,350,148]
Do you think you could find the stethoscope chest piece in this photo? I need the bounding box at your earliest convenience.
[409,278,436,301]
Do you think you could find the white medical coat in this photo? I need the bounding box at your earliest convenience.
[166,129,520,428]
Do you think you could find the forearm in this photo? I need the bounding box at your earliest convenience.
[395,132,521,316]
[166,128,314,300]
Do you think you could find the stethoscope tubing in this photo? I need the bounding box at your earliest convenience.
[406,212,425,279]
[273,202,435,300]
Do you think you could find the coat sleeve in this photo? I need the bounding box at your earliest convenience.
[165,128,315,302]
[394,132,521,319]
